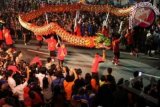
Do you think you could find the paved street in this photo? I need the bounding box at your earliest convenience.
[15,40,160,86]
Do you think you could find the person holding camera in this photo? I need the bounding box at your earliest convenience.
[63,68,77,103]
[131,71,143,91]
[12,66,30,106]
[44,36,57,60]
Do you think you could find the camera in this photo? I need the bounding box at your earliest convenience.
[139,72,142,76]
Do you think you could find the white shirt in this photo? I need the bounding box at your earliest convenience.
[13,81,28,101]
[0,75,3,80]
[35,73,46,88]
[7,77,16,90]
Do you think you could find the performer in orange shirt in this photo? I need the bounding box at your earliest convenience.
[30,55,42,67]
[0,20,4,48]
[45,36,57,60]
[0,28,3,48]
[57,43,67,67]
[91,50,105,75]
[3,26,13,48]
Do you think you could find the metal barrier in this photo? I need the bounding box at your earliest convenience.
[121,85,159,107]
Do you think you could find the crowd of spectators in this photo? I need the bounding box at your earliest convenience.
[0,48,160,107]
[0,0,160,107]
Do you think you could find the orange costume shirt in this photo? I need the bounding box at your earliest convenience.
[63,80,74,101]
[0,30,3,40]
[91,78,99,92]
[30,56,42,67]
[3,29,13,45]
[91,54,104,73]
[45,38,57,51]
[57,47,67,60]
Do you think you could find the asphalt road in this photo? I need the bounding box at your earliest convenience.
[15,40,160,86]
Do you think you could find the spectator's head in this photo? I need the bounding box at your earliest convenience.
[62,66,70,75]
[6,70,13,78]
[15,77,22,86]
[47,57,52,63]
[117,78,124,85]
[56,64,62,72]
[30,64,37,73]
[14,73,23,85]
[133,71,139,77]
[50,64,56,72]
[107,67,112,75]
[48,68,55,76]
[75,68,82,79]
[85,73,91,84]
[100,75,106,82]
[75,68,82,76]
[65,74,74,82]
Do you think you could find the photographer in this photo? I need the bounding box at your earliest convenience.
[130,71,143,91]
[72,68,85,95]
[63,68,77,102]
[12,66,30,106]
